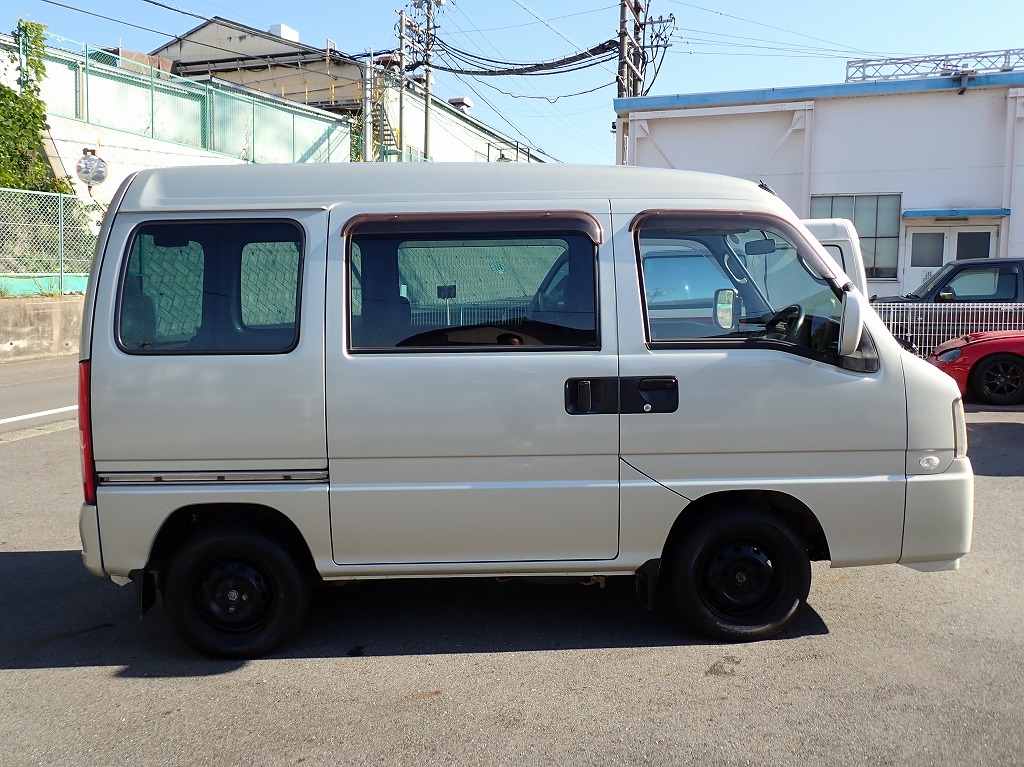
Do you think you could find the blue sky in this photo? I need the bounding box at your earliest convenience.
[9,0,1024,163]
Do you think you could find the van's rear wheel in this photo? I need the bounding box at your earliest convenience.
[669,509,810,641]
[162,528,309,658]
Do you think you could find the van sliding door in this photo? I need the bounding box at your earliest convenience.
[324,206,620,568]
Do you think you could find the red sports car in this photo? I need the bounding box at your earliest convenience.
[928,330,1024,405]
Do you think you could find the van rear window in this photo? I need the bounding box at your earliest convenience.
[117,220,303,354]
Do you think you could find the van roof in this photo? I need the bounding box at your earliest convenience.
[116,163,788,214]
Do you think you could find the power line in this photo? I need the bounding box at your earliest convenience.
[473,78,615,102]
[40,0,176,39]
[432,49,543,151]
[440,7,581,154]
[137,0,205,22]
[427,39,617,76]
[442,4,611,160]
[508,0,620,79]
[663,0,872,56]
[675,26,881,57]
[441,5,618,36]
[671,32,889,59]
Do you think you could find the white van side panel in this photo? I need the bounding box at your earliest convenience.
[88,210,329,473]
[95,485,331,577]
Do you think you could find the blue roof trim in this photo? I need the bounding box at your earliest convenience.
[902,208,1010,218]
[614,71,1024,113]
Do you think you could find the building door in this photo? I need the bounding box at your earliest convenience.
[903,225,997,293]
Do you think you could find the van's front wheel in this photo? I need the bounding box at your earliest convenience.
[669,510,810,641]
[162,529,309,658]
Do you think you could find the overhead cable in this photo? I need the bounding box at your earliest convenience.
[420,39,618,76]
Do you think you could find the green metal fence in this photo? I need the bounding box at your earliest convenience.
[20,39,353,164]
[0,187,100,295]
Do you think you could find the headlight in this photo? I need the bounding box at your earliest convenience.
[953,398,968,458]
[936,348,962,362]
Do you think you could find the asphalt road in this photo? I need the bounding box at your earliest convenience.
[0,357,1022,766]
[0,354,78,434]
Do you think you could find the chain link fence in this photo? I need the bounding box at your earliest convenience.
[0,187,101,295]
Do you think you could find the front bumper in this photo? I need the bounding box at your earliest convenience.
[900,457,974,569]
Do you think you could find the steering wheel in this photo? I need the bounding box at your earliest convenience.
[764,304,806,342]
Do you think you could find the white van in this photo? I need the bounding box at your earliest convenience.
[77,163,973,658]
[801,218,868,296]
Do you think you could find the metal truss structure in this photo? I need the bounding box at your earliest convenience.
[846,49,1024,82]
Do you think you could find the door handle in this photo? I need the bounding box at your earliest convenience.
[564,377,617,415]
[578,379,592,413]
[639,377,677,391]
[620,376,679,414]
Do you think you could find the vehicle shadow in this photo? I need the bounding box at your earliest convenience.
[0,550,829,675]
[965,420,1024,476]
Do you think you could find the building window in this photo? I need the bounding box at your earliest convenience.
[810,194,901,279]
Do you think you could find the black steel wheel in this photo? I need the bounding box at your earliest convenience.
[669,509,811,641]
[971,353,1024,406]
[162,528,309,658]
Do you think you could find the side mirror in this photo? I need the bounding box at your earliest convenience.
[838,289,865,356]
[936,289,955,303]
[713,288,738,329]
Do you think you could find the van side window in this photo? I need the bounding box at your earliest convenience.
[635,215,843,356]
[117,220,302,354]
[348,227,598,350]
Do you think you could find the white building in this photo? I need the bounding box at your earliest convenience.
[152,17,549,164]
[614,53,1024,296]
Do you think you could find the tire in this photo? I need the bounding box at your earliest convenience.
[162,528,310,659]
[668,509,811,642]
[970,353,1024,406]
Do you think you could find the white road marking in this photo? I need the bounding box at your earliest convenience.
[0,419,78,444]
[0,405,78,426]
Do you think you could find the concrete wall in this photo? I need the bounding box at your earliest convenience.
[46,115,248,207]
[0,297,84,362]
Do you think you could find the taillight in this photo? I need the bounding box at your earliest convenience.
[78,360,96,504]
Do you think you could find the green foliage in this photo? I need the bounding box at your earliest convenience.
[0,20,72,193]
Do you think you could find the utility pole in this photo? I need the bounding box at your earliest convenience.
[397,11,409,160]
[406,0,446,161]
[616,1,675,163]
[362,57,373,162]
[423,0,434,161]
[617,0,645,99]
